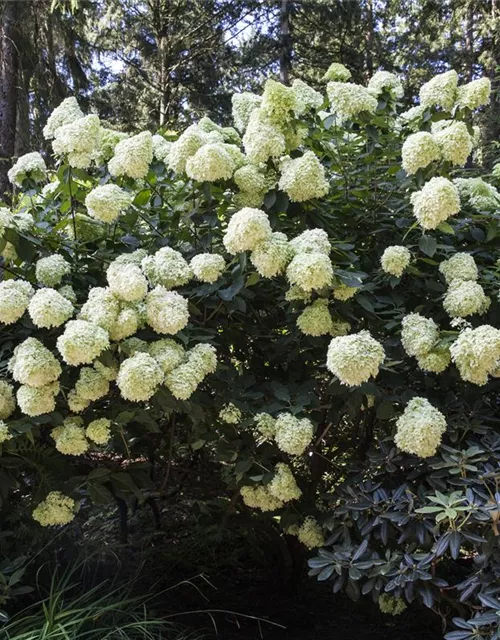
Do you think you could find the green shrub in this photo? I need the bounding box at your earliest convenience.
[1,65,500,638]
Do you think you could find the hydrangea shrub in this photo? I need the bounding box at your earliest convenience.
[1,68,500,638]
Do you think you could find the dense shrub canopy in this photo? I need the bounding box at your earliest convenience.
[1,66,500,639]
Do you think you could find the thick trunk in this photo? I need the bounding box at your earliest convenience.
[0,1,21,199]
[279,0,291,85]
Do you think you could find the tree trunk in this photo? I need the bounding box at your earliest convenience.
[365,0,374,78]
[0,1,21,200]
[465,1,475,81]
[279,0,291,85]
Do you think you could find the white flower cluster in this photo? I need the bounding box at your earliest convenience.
[141,247,192,288]
[410,177,460,230]
[268,463,302,502]
[0,279,34,324]
[380,245,411,277]
[456,78,491,110]
[289,228,330,255]
[117,352,164,402]
[148,339,185,374]
[43,97,83,140]
[394,397,446,458]
[296,517,325,549]
[368,71,404,99]
[278,152,329,202]
[0,380,16,420]
[419,70,458,111]
[8,152,47,186]
[439,252,478,285]
[85,184,133,224]
[52,115,101,169]
[57,319,110,366]
[86,418,112,445]
[326,331,385,386]
[379,594,407,616]
[146,287,189,335]
[32,491,76,527]
[233,164,270,207]
[186,143,238,182]
[36,254,71,287]
[450,325,500,385]
[52,416,88,455]
[254,413,276,440]
[401,312,445,372]
[432,121,472,167]
[400,313,439,359]
[74,366,110,402]
[164,343,217,400]
[250,232,294,278]
[274,413,314,456]
[17,382,59,417]
[108,131,153,179]
[0,421,12,444]
[261,79,297,124]
[240,485,283,512]
[242,108,286,163]
[28,288,74,328]
[323,62,351,82]
[454,177,500,211]
[95,128,129,164]
[332,283,358,301]
[326,82,378,121]
[219,403,241,424]
[443,280,490,318]
[152,134,172,163]
[9,338,61,388]
[401,132,440,175]
[232,92,262,132]
[190,253,225,284]
[292,79,323,115]
[223,207,272,255]
[297,299,333,336]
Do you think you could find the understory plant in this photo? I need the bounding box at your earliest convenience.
[1,63,500,638]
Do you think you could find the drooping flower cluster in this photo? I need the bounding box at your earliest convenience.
[43,97,84,140]
[267,463,302,503]
[410,177,460,230]
[57,320,110,366]
[108,131,153,179]
[443,280,490,318]
[454,177,500,211]
[274,413,314,456]
[32,491,76,527]
[296,517,325,549]
[394,397,446,458]
[326,82,378,121]
[223,207,272,255]
[152,134,172,163]
[278,152,329,202]
[439,252,478,284]
[190,253,226,284]
[85,184,133,223]
[401,132,440,175]
[378,594,407,616]
[240,485,284,512]
[52,115,101,168]
[8,152,47,186]
[286,252,333,292]
[450,325,500,385]
[456,77,491,110]
[0,381,16,420]
[52,417,89,455]
[146,288,189,335]
[28,288,74,328]
[432,121,472,166]
[9,338,61,387]
[0,279,34,325]
[36,254,71,287]
[380,245,411,277]
[296,299,333,336]
[326,331,385,386]
[219,403,241,424]
[164,343,217,400]
[419,70,458,111]
[367,71,404,99]
[401,313,439,358]
[117,352,164,402]
[86,418,112,445]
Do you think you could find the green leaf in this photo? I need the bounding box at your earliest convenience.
[437,221,455,235]
[419,235,437,257]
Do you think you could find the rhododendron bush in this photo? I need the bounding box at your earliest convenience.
[2,64,500,638]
